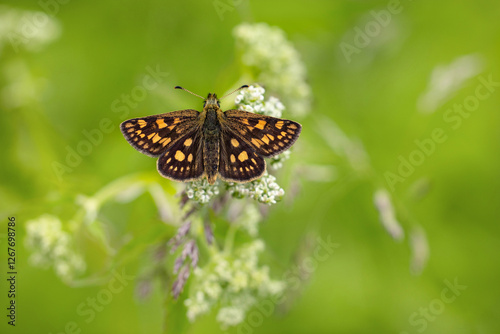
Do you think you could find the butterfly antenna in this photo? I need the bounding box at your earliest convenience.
[174,86,205,100]
[220,85,249,100]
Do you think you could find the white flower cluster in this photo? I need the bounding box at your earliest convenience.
[227,173,285,205]
[184,240,285,328]
[269,149,291,170]
[235,85,285,118]
[237,204,261,237]
[233,22,311,116]
[186,179,220,204]
[0,6,61,54]
[25,214,85,283]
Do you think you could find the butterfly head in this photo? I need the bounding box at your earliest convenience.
[204,93,220,109]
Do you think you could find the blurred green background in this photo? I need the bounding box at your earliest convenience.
[1,0,499,333]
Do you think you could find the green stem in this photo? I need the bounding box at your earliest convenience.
[223,222,238,254]
[193,206,219,257]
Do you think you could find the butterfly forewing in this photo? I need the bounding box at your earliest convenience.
[157,128,204,182]
[120,109,199,157]
[222,110,302,157]
[219,129,266,182]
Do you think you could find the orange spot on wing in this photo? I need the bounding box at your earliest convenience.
[156,119,167,129]
[175,150,185,161]
[238,151,249,162]
[251,138,263,147]
[152,134,162,143]
[160,138,171,146]
[255,120,266,130]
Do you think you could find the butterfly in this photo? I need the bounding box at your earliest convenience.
[120,86,302,185]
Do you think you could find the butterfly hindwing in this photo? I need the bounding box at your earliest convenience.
[218,129,266,182]
[157,128,204,182]
[120,109,199,157]
[222,109,302,157]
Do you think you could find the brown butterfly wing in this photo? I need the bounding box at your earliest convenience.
[157,127,204,182]
[218,128,266,182]
[120,109,200,157]
[222,109,302,157]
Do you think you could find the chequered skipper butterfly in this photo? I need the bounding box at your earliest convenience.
[120,85,302,184]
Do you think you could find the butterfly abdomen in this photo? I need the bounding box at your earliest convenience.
[202,108,221,184]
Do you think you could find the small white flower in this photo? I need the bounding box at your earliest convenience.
[55,261,70,278]
[250,266,269,287]
[227,173,285,205]
[229,270,249,292]
[270,150,291,170]
[235,85,286,118]
[213,254,232,281]
[184,239,284,327]
[184,290,211,321]
[185,179,219,204]
[216,307,245,328]
[237,204,261,237]
[25,214,86,283]
[265,280,286,296]
[201,275,222,299]
[263,96,285,118]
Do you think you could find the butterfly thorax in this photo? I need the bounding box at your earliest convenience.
[202,93,222,184]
